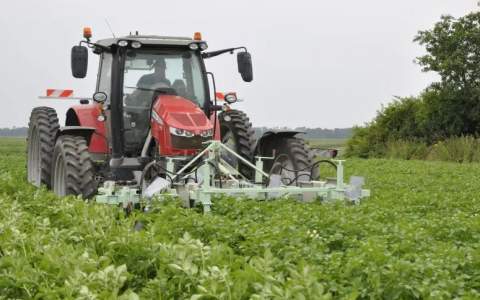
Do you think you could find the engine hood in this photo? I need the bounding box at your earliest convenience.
[153,95,212,132]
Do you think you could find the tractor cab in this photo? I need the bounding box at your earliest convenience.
[94,35,210,111]
[93,36,212,156]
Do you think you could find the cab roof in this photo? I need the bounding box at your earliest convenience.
[95,35,203,48]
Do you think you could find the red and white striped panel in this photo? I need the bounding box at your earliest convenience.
[46,89,74,98]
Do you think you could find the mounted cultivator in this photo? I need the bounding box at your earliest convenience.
[97,140,369,212]
[27,28,369,213]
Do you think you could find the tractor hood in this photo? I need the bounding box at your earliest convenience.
[153,95,212,132]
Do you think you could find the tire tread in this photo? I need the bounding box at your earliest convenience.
[219,109,256,178]
[52,135,96,198]
[27,107,59,187]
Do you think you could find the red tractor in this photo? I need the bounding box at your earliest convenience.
[27,28,367,211]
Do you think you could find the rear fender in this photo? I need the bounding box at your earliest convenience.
[254,130,304,157]
[56,127,96,145]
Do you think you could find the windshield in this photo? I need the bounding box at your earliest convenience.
[123,49,207,108]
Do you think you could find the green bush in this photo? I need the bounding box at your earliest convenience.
[427,136,480,163]
[384,140,429,160]
[350,136,480,163]
[345,96,426,158]
[345,126,385,158]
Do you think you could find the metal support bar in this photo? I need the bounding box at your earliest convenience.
[335,160,345,189]
[171,143,214,181]
[255,158,264,183]
[166,157,175,175]
[216,142,270,178]
[141,130,152,157]
[198,162,212,212]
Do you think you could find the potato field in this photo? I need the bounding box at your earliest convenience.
[1,138,479,299]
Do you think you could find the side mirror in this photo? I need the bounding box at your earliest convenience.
[71,45,88,78]
[237,52,253,82]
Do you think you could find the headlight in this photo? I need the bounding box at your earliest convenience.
[118,40,128,47]
[224,93,238,104]
[189,43,199,50]
[131,41,142,48]
[151,111,163,125]
[170,126,194,137]
[200,129,214,137]
[199,42,208,50]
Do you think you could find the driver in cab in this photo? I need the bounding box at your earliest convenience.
[126,58,172,107]
[137,58,171,89]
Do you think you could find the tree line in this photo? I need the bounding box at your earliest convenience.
[0,127,28,137]
[346,12,480,158]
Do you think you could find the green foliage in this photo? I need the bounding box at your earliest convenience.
[2,138,480,299]
[352,136,480,163]
[415,12,480,135]
[347,12,480,157]
[384,140,429,160]
[427,136,480,163]
[415,14,480,89]
[345,126,382,158]
[345,96,425,158]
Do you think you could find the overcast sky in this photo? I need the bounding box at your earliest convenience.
[0,0,477,128]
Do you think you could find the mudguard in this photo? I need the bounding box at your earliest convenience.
[65,105,108,153]
[56,126,96,145]
[254,130,304,157]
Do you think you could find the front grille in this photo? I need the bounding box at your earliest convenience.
[171,135,209,149]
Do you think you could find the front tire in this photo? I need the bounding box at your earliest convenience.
[51,135,96,198]
[218,109,256,179]
[27,107,59,187]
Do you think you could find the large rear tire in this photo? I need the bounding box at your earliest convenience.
[51,135,96,198]
[218,109,256,179]
[27,107,59,187]
[268,137,319,185]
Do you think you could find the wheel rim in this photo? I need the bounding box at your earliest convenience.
[221,130,239,168]
[27,128,41,185]
[53,153,66,196]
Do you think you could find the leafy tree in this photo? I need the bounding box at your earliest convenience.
[415,12,480,135]
[347,12,480,157]
[415,14,480,90]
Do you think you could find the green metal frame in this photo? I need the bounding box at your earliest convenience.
[95,141,370,212]
[96,181,140,205]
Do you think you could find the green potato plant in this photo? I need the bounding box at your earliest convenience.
[0,138,479,299]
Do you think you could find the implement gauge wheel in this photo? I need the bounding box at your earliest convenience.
[27,107,59,188]
[269,137,319,185]
[51,135,96,198]
[219,109,256,179]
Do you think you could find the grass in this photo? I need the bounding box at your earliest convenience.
[307,138,347,148]
[371,136,480,163]
[308,138,348,157]
[1,138,480,299]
